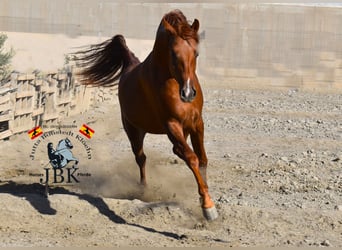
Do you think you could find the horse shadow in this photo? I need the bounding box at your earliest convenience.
[0,181,183,241]
[0,181,57,215]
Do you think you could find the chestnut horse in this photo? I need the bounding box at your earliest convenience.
[74,10,217,220]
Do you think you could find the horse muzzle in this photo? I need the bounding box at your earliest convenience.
[180,81,197,102]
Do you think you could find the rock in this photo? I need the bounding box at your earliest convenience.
[217,195,229,204]
[237,200,248,206]
[285,239,293,245]
[321,240,331,247]
[334,205,342,211]
[260,153,268,158]
[311,176,319,182]
[264,179,272,185]
[307,149,315,154]
[223,153,231,159]
[280,157,289,162]
[193,222,205,230]
[170,159,179,164]
[234,165,245,171]
[279,185,292,195]
[289,162,297,168]
[332,157,340,162]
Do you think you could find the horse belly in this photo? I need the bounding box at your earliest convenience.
[119,85,166,134]
[122,105,166,134]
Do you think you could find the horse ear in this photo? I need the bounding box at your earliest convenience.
[191,19,200,33]
[161,18,177,36]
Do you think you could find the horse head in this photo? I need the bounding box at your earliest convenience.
[64,138,73,149]
[155,10,200,103]
[58,138,73,150]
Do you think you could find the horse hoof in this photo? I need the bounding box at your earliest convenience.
[202,206,218,221]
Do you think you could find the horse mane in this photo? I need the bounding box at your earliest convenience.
[161,10,199,43]
[57,139,64,147]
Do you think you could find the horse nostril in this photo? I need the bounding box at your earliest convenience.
[192,87,197,97]
[181,89,186,98]
[180,87,196,102]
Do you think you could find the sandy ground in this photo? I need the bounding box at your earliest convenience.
[0,85,341,247]
[0,32,342,247]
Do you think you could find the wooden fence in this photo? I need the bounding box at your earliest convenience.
[0,69,116,140]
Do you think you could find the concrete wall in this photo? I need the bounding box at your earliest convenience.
[0,2,341,91]
[199,4,342,91]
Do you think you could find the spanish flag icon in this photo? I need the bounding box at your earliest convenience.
[79,124,95,139]
[28,126,43,140]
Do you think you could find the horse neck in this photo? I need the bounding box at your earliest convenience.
[151,37,171,74]
[56,141,65,151]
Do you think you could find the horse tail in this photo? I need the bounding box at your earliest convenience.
[73,35,140,87]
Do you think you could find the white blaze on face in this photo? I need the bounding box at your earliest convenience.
[184,77,191,97]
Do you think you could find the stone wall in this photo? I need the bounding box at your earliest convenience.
[0,70,117,140]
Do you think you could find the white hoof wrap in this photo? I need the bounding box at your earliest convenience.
[202,206,218,221]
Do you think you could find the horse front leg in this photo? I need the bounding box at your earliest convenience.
[72,157,79,166]
[167,120,218,221]
[190,117,208,184]
[67,155,79,167]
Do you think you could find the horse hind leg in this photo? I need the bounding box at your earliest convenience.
[122,118,147,186]
[135,146,147,186]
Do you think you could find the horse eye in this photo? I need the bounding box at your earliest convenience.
[195,51,199,58]
[171,51,178,68]
[172,52,177,62]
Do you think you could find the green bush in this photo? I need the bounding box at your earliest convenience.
[0,33,14,83]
